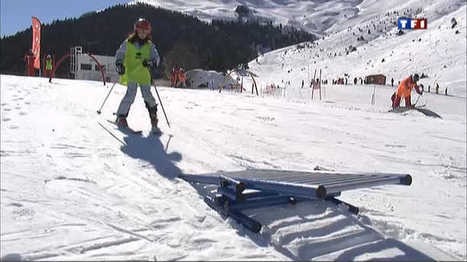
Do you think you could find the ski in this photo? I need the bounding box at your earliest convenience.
[98,121,126,145]
[388,105,425,113]
[106,120,143,135]
[388,105,441,118]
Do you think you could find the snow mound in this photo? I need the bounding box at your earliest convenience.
[186,69,236,89]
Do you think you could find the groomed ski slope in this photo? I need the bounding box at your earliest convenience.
[248,1,466,97]
[1,75,465,260]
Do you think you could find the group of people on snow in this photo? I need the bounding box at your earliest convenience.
[170,66,187,88]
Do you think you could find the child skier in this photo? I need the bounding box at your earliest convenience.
[391,74,422,108]
[114,18,161,134]
[45,54,53,79]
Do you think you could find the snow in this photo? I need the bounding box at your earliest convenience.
[133,0,366,35]
[2,0,466,260]
[1,73,464,260]
[185,69,236,89]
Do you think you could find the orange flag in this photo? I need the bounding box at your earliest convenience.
[32,17,41,69]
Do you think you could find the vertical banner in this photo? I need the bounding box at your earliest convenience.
[32,17,41,69]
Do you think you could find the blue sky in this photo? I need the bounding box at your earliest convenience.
[1,0,133,37]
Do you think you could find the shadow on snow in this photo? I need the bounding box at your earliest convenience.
[120,131,182,180]
[186,182,440,261]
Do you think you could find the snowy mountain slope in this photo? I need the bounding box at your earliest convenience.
[133,0,365,35]
[134,0,465,36]
[1,75,465,260]
[248,2,466,98]
[133,0,465,96]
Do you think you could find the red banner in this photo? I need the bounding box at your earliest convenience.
[32,17,41,69]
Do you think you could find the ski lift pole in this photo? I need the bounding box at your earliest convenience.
[371,86,376,105]
[319,69,322,100]
[153,84,171,128]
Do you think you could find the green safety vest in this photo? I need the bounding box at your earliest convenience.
[45,59,53,70]
[120,40,152,86]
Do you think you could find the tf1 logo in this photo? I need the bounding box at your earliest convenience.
[398,18,427,29]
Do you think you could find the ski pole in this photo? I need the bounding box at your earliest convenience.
[153,84,171,128]
[97,81,117,114]
[413,93,421,106]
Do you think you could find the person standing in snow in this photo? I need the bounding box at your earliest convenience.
[45,54,53,80]
[114,18,161,134]
[391,74,422,108]
[451,17,458,29]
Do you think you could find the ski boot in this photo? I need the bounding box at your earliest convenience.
[116,115,128,128]
[148,105,161,135]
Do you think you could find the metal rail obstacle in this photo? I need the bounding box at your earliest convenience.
[180,169,412,233]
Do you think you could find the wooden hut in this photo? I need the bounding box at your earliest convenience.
[365,74,386,85]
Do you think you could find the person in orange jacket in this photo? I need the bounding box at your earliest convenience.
[177,68,186,88]
[391,74,422,108]
[170,66,178,87]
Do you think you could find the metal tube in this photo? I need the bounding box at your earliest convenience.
[262,173,361,184]
[222,169,408,181]
[325,177,409,194]
[290,174,404,186]
[97,81,117,114]
[228,210,262,233]
[153,85,171,128]
[218,187,243,201]
[179,174,219,184]
[325,196,359,215]
[219,175,245,193]
[239,179,327,198]
[321,174,409,187]
[242,191,279,199]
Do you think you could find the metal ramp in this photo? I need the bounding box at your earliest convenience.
[180,169,412,233]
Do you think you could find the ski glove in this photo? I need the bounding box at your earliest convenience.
[143,59,156,69]
[116,63,125,75]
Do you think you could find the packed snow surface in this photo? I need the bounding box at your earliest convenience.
[2,0,466,260]
[1,73,465,260]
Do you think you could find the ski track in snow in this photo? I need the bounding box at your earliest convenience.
[1,73,465,260]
